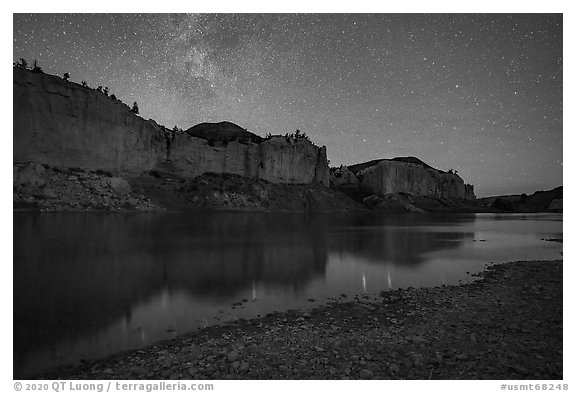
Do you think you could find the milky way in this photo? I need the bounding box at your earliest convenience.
[13,13,562,196]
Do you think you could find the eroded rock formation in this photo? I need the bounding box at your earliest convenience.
[167,134,329,186]
[332,157,476,201]
[13,68,329,186]
[13,69,167,172]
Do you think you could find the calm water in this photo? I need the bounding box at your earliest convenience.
[13,211,562,378]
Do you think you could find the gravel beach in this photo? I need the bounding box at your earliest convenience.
[42,260,562,380]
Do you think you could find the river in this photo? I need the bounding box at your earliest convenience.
[13,211,562,378]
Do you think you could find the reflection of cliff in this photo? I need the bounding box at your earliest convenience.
[161,213,328,295]
[13,212,328,376]
[323,213,475,265]
[13,214,165,375]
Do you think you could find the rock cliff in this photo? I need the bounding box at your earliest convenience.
[13,68,167,172]
[13,68,329,186]
[332,157,476,201]
[166,134,329,186]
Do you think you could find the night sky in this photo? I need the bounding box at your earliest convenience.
[13,13,563,196]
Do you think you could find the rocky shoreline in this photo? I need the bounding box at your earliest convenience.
[41,260,562,380]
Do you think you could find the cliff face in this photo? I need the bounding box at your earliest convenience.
[165,135,329,186]
[13,68,167,172]
[259,137,329,185]
[13,68,329,186]
[333,158,475,200]
[359,160,470,199]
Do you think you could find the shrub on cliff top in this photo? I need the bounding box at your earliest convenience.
[14,58,28,69]
[31,59,43,73]
[131,102,139,114]
[284,129,311,143]
[63,72,70,81]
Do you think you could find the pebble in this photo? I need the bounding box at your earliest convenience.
[227,350,240,362]
[511,365,530,375]
[410,336,430,345]
[359,369,374,379]
[412,354,425,368]
[239,362,250,373]
[388,363,400,375]
[129,366,147,376]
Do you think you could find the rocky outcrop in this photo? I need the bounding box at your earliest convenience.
[465,184,475,201]
[13,68,329,186]
[13,162,160,212]
[130,172,365,212]
[166,135,329,186]
[330,165,359,187]
[333,157,475,201]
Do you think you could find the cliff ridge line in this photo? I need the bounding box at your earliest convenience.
[13,67,330,186]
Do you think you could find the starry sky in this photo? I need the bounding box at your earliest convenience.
[13,13,562,196]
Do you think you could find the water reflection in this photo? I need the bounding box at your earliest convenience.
[13,212,562,378]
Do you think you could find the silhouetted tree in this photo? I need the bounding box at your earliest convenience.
[63,72,70,81]
[103,87,109,96]
[81,81,88,87]
[15,58,28,69]
[131,102,139,114]
[96,86,103,92]
[31,59,43,73]
[110,93,117,100]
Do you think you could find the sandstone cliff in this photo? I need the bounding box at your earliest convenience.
[166,134,329,186]
[13,68,167,172]
[332,157,476,201]
[13,68,329,186]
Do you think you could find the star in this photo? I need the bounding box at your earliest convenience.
[12,13,563,196]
